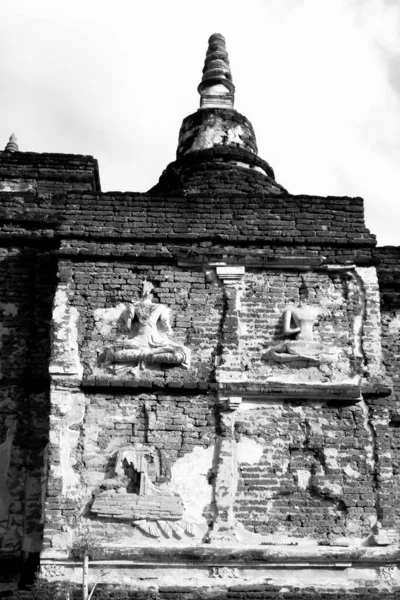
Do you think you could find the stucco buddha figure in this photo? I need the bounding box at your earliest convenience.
[263,287,340,366]
[91,447,192,539]
[104,281,190,371]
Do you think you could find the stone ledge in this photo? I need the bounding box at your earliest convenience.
[361,383,393,397]
[218,381,362,405]
[40,544,400,563]
[80,378,215,394]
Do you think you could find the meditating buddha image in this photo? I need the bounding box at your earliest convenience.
[263,285,340,367]
[104,281,190,371]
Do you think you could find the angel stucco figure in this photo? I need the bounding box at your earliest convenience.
[104,281,190,371]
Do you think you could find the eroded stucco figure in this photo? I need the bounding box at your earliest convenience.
[104,282,190,370]
[91,446,194,539]
[263,295,340,366]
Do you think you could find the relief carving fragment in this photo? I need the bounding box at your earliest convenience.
[91,445,195,538]
[262,285,340,367]
[39,564,65,579]
[101,282,190,372]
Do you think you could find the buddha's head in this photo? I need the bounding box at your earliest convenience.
[141,280,154,301]
[298,282,310,305]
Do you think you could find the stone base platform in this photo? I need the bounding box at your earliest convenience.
[40,546,400,591]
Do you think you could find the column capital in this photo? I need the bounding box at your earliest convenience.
[219,395,242,411]
[216,265,245,285]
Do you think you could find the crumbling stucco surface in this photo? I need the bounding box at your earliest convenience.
[0,179,36,192]
[42,392,217,555]
[231,401,378,542]
[39,553,400,591]
[354,266,383,377]
[41,263,394,564]
[70,266,223,385]
[188,121,247,152]
[177,109,258,157]
[49,284,83,378]
[167,444,214,528]
[238,269,380,385]
[48,388,85,496]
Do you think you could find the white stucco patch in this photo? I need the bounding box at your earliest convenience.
[308,420,323,436]
[343,463,360,478]
[323,448,339,470]
[320,482,343,497]
[0,180,36,192]
[262,449,274,466]
[356,266,379,287]
[50,285,83,377]
[388,310,400,334]
[296,469,311,490]
[353,314,363,357]
[359,399,375,469]
[0,303,18,317]
[190,120,245,152]
[52,288,69,323]
[0,324,10,337]
[93,303,126,337]
[166,445,214,524]
[354,266,382,376]
[51,389,85,496]
[236,436,264,465]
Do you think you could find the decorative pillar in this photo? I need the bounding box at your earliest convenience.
[215,266,246,384]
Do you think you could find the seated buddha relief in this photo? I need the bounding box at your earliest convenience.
[102,281,190,372]
[263,284,340,367]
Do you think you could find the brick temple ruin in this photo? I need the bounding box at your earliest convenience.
[0,33,399,599]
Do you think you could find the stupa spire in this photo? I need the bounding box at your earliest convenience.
[198,33,235,109]
[151,33,285,194]
[4,133,19,152]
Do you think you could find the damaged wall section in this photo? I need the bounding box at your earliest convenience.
[42,391,217,555]
[233,401,377,542]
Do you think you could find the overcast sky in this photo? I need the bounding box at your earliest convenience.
[1,0,399,246]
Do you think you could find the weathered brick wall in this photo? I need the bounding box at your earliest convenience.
[0,248,35,556]
[373,247,400,531]
[48,192,376,246]
[239,269,361,383]
[0,152,100,194]
[0,190,375,248]
[153,147,285,195]
[43,391,216,552]
[0,247,55,590]
[0,150,399,597]
[39,248,390,556]
[234,402,376,540]
[58,261,224,385]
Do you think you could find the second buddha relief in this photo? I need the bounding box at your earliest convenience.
[238,273,369,383]
[262,283,341,367]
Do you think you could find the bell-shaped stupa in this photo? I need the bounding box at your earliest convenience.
[176,33,258,158]
[149,34,286,195]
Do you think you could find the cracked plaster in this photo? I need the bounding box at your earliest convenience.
[50,285,83,378]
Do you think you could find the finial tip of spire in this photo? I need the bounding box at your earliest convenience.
[4,133,19,152]
[208,33,226,45]
[198,33,235,109]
